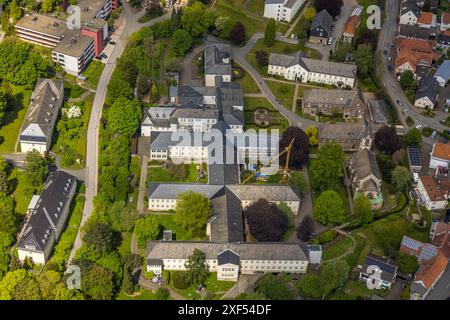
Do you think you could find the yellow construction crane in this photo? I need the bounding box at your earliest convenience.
[241,138,295,185]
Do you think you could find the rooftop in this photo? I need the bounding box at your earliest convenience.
[15,13,67,38]
[53,29,93,57]
[431,142,450,161]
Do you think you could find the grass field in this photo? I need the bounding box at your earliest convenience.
[116,289,160,300]
[322,236,354,261]
[129,156,141,208]
[150,214,201,241]
[9,168,32,217]
[266,80,296,110]
[233,62,261,94]
[0,85,32,153]
[243,97,289,131]
[83,60,105,89]
[147,163,208,184]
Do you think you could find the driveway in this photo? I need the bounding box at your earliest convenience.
[181,45,205,86]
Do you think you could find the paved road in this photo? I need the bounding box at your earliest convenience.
[68,5,171,263]
[206,33,321,130]
[376,0,446,132]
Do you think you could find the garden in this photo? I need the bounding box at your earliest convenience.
[266,80,296,111]
[147,161,208,183]
[232,62,260,94]
[243,97,289,131]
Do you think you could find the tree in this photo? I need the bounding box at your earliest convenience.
[0,157,10,194]
[102,201,139,232]
[256,274,293,300]
[303,6,317,21]
[309,142,345,192]
[150,82,159,103]
[279,126,309,169]
[0,194,16,236]
[81,264,115,300]
[374,126,401,155]
[399,70,416,91]
[245,199,288,241]
[402,128,422,147]
[373,224,403,258]
[355,44,373,76]
[314,0,343,18]
[41,0,58,13]
[289,171,310,196]
[229,22,246,46]
[305,126,319,146]
[297,216,314,242]
[356,28,378,50]
[319,260,350,298]
[297,274,323,298]
[155,288,170,300]
[255,50,269,66]
[172,271,190,289]
[174,191,212,235]
[1,13,11,34]
[391,166,410,191]
[24,151,48,194]
[136,75,150,100]
[354,193,373,224]
[264,19,276,47]
[396,253,419,274]
[134,216,162,248]
[180,2,213,37]
[185,249,209,286]
[313,190,345,225]
[214,16,234,39]
[106,97,142,138]
[170,29,193,56]
[143,0,162,16]
[9,0,23,22]
[82,222,118,254]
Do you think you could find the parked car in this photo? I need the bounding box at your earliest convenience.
[397,99,403,106]
[109,41,116,45]
[327,37,333,45]
[100,53,107,59]
[416,124,422,129]
[383,50,388,56]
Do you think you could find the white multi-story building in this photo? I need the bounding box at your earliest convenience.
[17,171,77,265]
[416,176,450,211]
[399,1,421,25]
[147,242,309,281]
[20,79,64,154]
[263,0,305,23]
[14,13,67,48]
[204,44,232,87]
[268,52,357,87]
[429,142,450,170]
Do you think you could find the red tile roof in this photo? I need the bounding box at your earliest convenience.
[344,16,360,36]
[432,142,450,160]
[418,12,433,25]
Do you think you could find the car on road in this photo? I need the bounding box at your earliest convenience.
[416,124,423,130]
[99,53,108,60]
[109,41,116,45]
[327,37,333,45]
[387,65,393,71]
[383,50,388,56]
[397,99,403,106]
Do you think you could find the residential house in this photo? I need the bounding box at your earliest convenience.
[204,44,232,87]
[17,171,77,265]
[399,0,421,25]
[302,88,365,119]
[343,15,361,43]
[440,11,450,31]
[395,38,440,75]
[19,79,64,154]
[429,141,450,169]
[434,60,450,87]
[398,25,433,40]
[416,175,450,210]
[430,221,450,243]
[309,9,333,44]
[347,148,383,209]
[147,241,309,281]
[414,74,439,109]
[318,122,374,152]
[437,30,450,49]
[417,11,436,28]
[367,100,388,125]
[359,253,398,289]
[268,52,357,87]
[263,0,306,23]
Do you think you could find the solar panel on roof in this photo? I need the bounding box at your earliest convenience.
[407,147,422,167]
[418,245,438,261]
[365,256,397,274]
[401,236,422,250]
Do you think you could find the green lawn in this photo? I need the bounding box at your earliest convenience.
[150,214,199,241]
[147,163,207,184]
[169,272,235,300]
[266,80,296,110]
[116,289,160,300]
[0,85,32,153]
[342,280,389,299]
[64,82,85,99]
[233,62,261,94]
[82,60,105,89]
[213,0,289,41]
[243,97,289,132]
[322,236,354,261]
[118,232,132,257]
[129,156,141,208]
[9,168,33,217]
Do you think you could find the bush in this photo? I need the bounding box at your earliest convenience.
[421,127,433,137]
[317,229,337,244]
[155,288,170,300]
[171,271,190,290]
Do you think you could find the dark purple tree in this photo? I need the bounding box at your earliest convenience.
[279,126,309,169]
[297,216,314,241]
[229,22,246,46]
[255,50,269,66]
[314,0,344,19]
[374,125,401,155]
[245,199,288,242]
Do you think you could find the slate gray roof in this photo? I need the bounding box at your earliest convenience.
[172,108,219,120]
[401,0,421,16]
[218,249,240,266]
[227,184,300,202]
[318,123,367,140]
[269,52,357,78]
[147,241,309,262]
[150,131,212,150]
[18,171,77,255]
[142,107,176,127]
[53,29,93,57]
[415,74,438,104]
[217,83,244,126]
[353,148,382,181]
[303,89,363,107]
[367,100,388,124]
[170,86,216,107]
[148,183,223,199]
[20,79,64,145]
[204,43,232,76]
[361,253,398,283]
[435,60,450,83]
[398,25,432,40]
[311,9,333,31]
[265,0,284,4]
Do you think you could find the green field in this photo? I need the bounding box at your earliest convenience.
[0,85,32,153]
[83,60,105,89]
[266,80,296,110]
[150,214,201,241]
[233,62,261,94]
[9,168,33,217]
[322,236,354,261]
[147,163,207,184]
[116,289,160,300]
[243,97,289,132]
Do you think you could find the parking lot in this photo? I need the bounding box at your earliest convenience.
[97,15,126,65]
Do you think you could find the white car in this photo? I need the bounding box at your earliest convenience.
[327,37,333,45]
[416,124,422,129]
